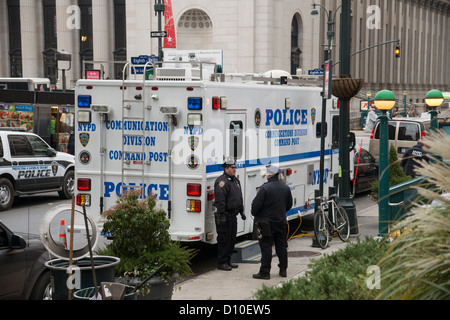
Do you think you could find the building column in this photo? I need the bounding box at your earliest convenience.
[56,0,80,89]
[126,0,153,61]
[20,0,45,78]
[92,0,114,78]
[237,0,255,73]
[0,0,9,77]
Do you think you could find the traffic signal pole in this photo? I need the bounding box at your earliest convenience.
[333,39,401,67]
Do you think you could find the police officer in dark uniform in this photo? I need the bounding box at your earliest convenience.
[251,164,293,280]
[214,160,245,271]
[401,141,429,178]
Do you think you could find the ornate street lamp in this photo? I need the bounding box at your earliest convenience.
[374,90,396,236]
[425,89,444,131]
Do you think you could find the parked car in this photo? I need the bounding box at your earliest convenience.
[0,221,52,300]
[368,118,430,159]
[353,148,378,194]
[0,129,75,211]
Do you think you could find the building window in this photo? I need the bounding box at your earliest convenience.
[291,14,302,75]
[43,0,57,84]
[7,0,22,77]
[177,9,213,50]
[113,0,126,79]
[79,0,93,74]
[178,9,213,30]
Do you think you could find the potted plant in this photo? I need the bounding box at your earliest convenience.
[97,190,197,300]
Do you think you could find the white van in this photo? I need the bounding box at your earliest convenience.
[368,118,430,159]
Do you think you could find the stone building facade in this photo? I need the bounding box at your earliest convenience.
[0,0,448,108]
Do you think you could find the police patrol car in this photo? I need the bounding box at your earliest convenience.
[74,55,354,244]
[0,129,75,211]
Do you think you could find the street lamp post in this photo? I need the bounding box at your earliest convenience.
[403,91,408,117]
[312,1,363,235]
[56,50,72,92]
[311,3,341,199]
[425,89,444,131]
[374,90,396,236]
[337,0,359,235]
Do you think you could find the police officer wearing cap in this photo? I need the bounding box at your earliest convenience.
[251,164,293,279]
[214,160,245,271]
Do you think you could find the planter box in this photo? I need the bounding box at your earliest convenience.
[116,274,177,300]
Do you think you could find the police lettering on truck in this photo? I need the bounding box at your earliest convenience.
[74,62,353,244]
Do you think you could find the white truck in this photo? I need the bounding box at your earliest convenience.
[74,60,353,244]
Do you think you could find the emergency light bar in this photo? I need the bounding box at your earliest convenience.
[160,106,179,115]
[78,95,91,107]
[187,114,202,126]
[188,97,202,110]
[91,105,110,114]
[77,111,91,123]
[212,96,228,110]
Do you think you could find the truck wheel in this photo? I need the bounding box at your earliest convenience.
[0,178,14,211]
[58,170,74,199]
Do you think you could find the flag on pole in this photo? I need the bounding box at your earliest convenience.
[164,0,176,48]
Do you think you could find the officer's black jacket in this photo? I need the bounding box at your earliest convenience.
[251,175,293,223]
[401,144,429,176]
[214,172,244,215]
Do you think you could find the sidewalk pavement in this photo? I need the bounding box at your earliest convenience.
[172,202,379,300]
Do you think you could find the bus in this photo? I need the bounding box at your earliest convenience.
[0,78,51,92]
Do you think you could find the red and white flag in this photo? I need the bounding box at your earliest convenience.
[164,0,177,48]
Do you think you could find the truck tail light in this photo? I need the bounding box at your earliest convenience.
[187,183,201,196]
[286,168,292,176]
[212,97,221,110]
[76,194,91,206]
[208,192,215,200]
[186,200,201,212]
[77,178,91,191]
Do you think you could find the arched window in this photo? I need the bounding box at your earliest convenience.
[291,15,302,75]
[178,9,213,30]
[177,9,213,50]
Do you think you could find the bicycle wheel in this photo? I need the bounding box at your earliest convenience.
[335,206,350,242]
[313,209,329,249]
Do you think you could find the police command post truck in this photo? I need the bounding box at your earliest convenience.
[74,58,352,244]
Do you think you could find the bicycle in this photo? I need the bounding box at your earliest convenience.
[308,195,351,249]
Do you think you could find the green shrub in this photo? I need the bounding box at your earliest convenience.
[371,144,411,195]
[254,237,390,300]
[98,191,197,282]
